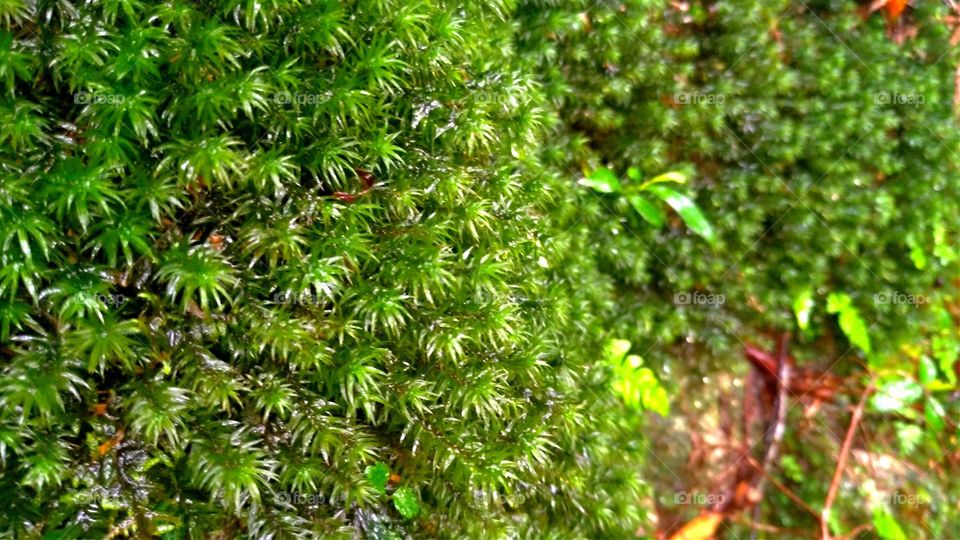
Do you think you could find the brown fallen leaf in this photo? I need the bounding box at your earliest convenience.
[668,511,723,540]
[186,300,206,319]
[885,0,908,22]
[98,429,125,457]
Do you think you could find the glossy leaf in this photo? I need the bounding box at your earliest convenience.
[918,356,938,385]
[638,171,686,189]
[366,461,390,494]
[871,380,923,413]
[925,398,945,433]
[645,185,716,244]
[392,486,420,519]
[627,194,665,227]
[826,293,871,354]
[872,508,908,540]
[606,339,670,416]
[579,167,621,193]
[905,235,926,270]
[793,288,814,331]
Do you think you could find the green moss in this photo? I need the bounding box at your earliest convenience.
[0,0,956,538]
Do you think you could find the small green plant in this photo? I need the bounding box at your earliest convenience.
[826,292,872,356]
[603,339,669,416]
[365,462,421,520]
[579,167,716,244]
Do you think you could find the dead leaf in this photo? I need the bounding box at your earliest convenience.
[97,429,125,457]
[668,511,723,540]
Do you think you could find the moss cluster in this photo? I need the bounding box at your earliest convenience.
[0,0,956,538]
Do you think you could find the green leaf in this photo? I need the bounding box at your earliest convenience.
[366,461,390,494]
[644,185,715,244]
[871,379,923,413]
[792,288,814,331]
[626,194,665,227]
[642,385,670,416]
[925,397,945,433]
[626,167,642,181]
[894,423,923,454]
[933,335,958,386]
[780,455,804,483]
[609,349,670,416]
[918,356,938,385]
[638,171,686,189]
[932,222,957,264]
[826,293,871,354]
[392,486,420,519]
[825,292,851,313]
[905,235,926,270]
[827,511,843,536]
[578,167,621,193]
[872,507,907,540]
[604,339,632,363]
[838,309,871,354]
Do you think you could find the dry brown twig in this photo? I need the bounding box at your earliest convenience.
[836,522,874,540]
[729,514,819,538]
[749,332,792,540]
[745,455,820,520]
[820,380,876,540]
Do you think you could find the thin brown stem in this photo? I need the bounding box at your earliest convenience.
[821,380,875,540]
[836,522,874,540]
[749,332,791,540]
[745,455,820,520]
[729,514,818,538]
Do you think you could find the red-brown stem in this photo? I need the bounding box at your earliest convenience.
[745,456,820,520]
[749,332,791,540]
[836,522,874,540]
[821,381,875,540]
[729,514,818,538]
